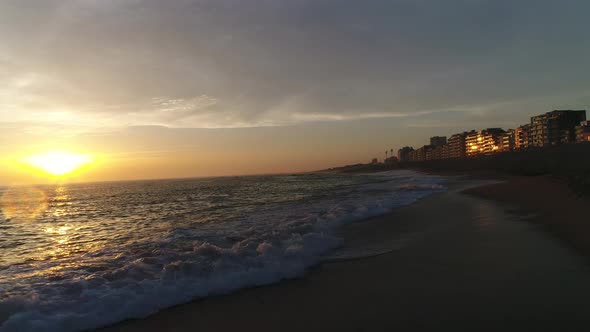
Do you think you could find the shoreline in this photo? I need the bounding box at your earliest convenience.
[99,174,590,331]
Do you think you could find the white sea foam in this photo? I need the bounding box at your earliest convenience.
[0,170,444,331]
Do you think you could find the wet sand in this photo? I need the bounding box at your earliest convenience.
[465,175,590,261]
[101,177,590,331]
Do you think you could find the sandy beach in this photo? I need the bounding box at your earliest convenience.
[465,175,590,261]
[100,176,590,331]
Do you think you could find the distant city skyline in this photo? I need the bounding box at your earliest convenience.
[1,1,590,184]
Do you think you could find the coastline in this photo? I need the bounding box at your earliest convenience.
[99,174,590,331]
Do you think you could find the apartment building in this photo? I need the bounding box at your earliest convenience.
[498,129,516,152]
[397,146,415,162]
[429,136,447,147]
[446,131,472,159]
[426,145,444,161]
[530,110,586,147]
[515,124,531,150]
[466,128,505,157]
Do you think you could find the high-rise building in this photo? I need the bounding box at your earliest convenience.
[426,145,444,161]
[466,128,505,157]
[414,145,434,162]
[447,131,472,159]
[397,146,415,162]
[530,110,586,147]
[409,149,418,162]
[498,129,515,152]
[441,144,450,159]
[515,124,531,150]
[429,136,447,147]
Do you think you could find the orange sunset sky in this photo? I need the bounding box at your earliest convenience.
[1,1,589,184]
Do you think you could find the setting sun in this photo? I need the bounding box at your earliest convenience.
[22,151,93,176]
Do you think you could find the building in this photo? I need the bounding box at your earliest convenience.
[371,158,378,164]
[397,146,414,162]
[441,144,450,159]
[576,120,590,143]
[426,145,444,161]
[408,150,416,162]
[515,124,531,150]
[414,146,425,162]
[465,131,479,157]
[530,110,587,147]
[381,109,588,166]
[466,128,505,157]
[446,131,472,159]
[430,136,447,147]
[498,129,515,152]
[413,145,434,162]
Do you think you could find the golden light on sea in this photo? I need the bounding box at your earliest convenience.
[22,151,93,177]
[0,186,48,222]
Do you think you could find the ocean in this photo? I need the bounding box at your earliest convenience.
[0,170,444,331]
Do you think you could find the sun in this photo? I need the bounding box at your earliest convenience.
[23,151,93,176]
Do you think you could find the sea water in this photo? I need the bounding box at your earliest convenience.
[0,170,444,331]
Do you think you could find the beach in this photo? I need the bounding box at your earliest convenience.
[100,175,590,331]
[465,175,590,260]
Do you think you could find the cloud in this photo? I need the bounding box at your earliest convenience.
[0,0,589,131]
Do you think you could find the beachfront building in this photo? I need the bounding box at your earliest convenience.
[426,136,447,160]
[388,110,589,164]
[498,129,516,152]
[441,144,450,159]
[466,128,505,157]
[576,121,590,143]
[397,146,415,162]
[530,110,587,147]
[414,146,425,162]
[426,145,444,161]
[408,149,417,162]
[515,124,531,150]
[430,136,447,147]
[465,131,479,157]
[413,145,434,162]
[446,131,472,159]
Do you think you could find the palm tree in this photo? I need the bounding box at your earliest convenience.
[385,150,388,160]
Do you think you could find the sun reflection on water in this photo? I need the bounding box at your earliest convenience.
[42,225,77,259]
[44,225,73,236]
[51,185,72,217]
[0,184,93,264]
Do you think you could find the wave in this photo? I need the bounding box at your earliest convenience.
[0,170,445,332]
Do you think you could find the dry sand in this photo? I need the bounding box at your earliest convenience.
[100,176,590,332]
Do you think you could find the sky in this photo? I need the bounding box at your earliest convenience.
[1,0,590,184]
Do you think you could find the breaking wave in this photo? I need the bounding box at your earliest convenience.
[0,170,444,331]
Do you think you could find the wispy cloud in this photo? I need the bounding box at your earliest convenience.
[0,0,589,132]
